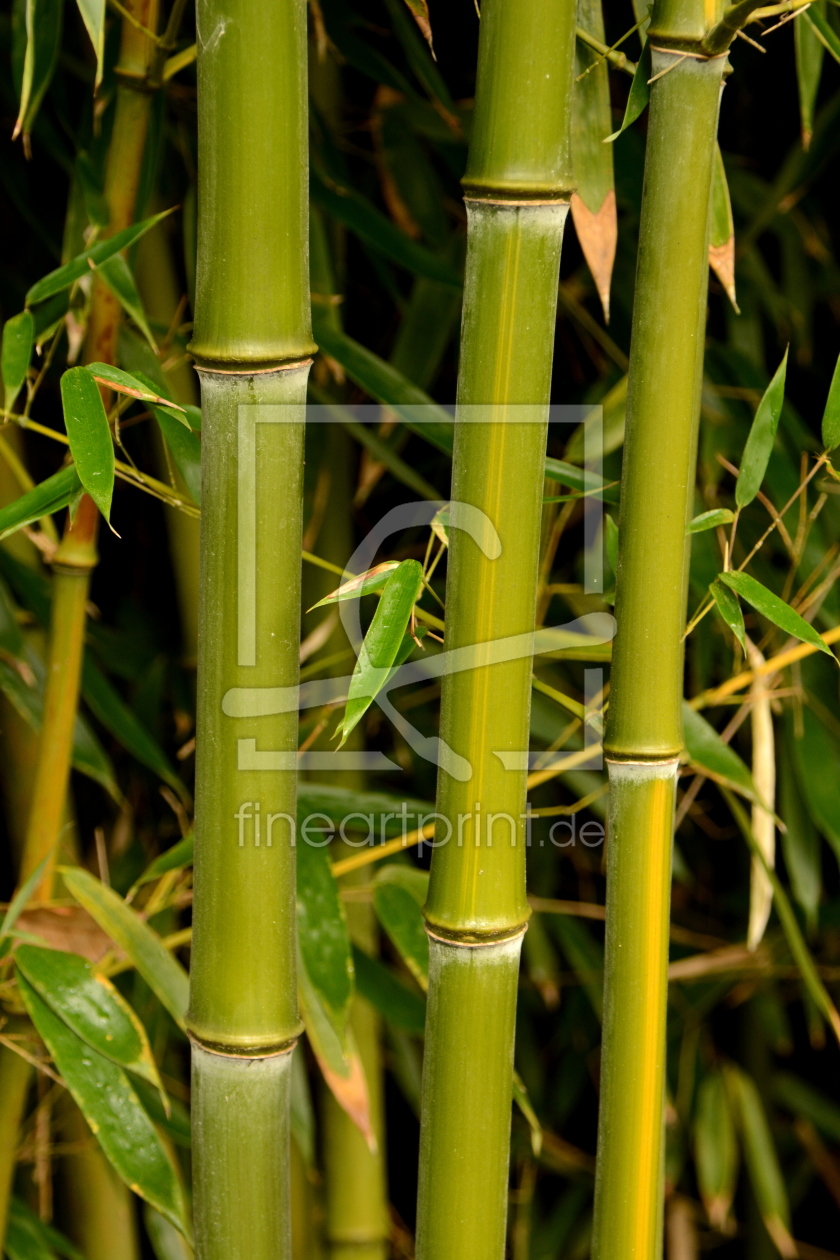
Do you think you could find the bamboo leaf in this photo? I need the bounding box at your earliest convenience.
[0,857,50,956]
[734,349,788,508]
[129,834,194,898]
[144,1204,194,1260]
[296,840,354,1034]
[310,171,461,289]
[337,559,424,745]
[821,351,840,451]
[85,363,186,413]
[150,403,202,505]
[725,1065,796,1258]
[710,578,747,653]
[547,914,603,1020]
[709,145,738,310]
[307,562,400,612]
[718,570,834,657]
[351,945,427,1035]
[695,1069,738,1233]
[773,1073,840,1144]
[572,0,616,321]
[301,783,432,838]
[26,210,174,307]
[11,0,62,142]
[2,310,34,410]
[790,705,840,862]
[512,1069,543,1157]
[60,366,114,521]
[18,973,190,1236]
[604,40,651,143]
[544,456,620,504]
[688,508,735,534]
[6,1197,85,1260]
[778,741,821,934]
[15,943,165,1093]
[796,7,825,149]
[0,464,82,540]
[605,513,618,575]
[806,4,840,64]
[132,1076,192,1149]
[74,0,105,87]
[98,255,157,350]
[298,946,375,1150]
[59,866,189,1029]
[372,867,429,990]
[683,703,755,795]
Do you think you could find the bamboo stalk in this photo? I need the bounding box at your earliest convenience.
[187,0,314,1255]
[0,1027,32,1243]
[591,3,728,1257]
[415,3,575,1257]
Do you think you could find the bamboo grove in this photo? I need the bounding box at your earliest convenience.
[3,0,840,1256]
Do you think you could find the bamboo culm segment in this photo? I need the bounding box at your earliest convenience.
[605,52,725,760]
[187,367,307,1052]
[191,1046,293,1260]
[594,37,725,1260]
[591,761,678,1260]
[415,937,523,1260]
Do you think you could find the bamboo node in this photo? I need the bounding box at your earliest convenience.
[186,1029,301,1060]
[424,922,529,948]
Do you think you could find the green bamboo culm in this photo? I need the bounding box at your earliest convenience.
[591,2,729,1257]
[415,3,575,1258]
[188,0,315,1256]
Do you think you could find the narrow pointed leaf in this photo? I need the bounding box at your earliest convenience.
[144,1204,194,1260]
[709,145,738,310]
[85,363,186,412]
[688,508,735,533]
[351,944,427,1035]
[337,559,424,745]
[773,1073,840,1144]
[15,943,165,1091]
[726,1066,796,1257]
[718,570,834,657]
[296,839,354,1033]
[572,0,616,320]
[778,741,821,933]
[683,703,755,794]
[74,0,105,86]
[695,1070,738,1232]
[26,210,173,307]
[710,578,747,653]
[308,562,401,612]
[59,866,189,1029]
[372,867,430,990]
[7,1197,85,1260]
[806,4,840,65]
[821,351,840,451]
[797,6,826,148]
[2,310,34,410]
[790,706,840,862]
[18,974,189,1236]
[60,366,114,520]
[512,1069,543,1157]
[734,349,789,508]
[98,255,157,350]
[129,834,194,898]
[12,0,62,141]
[604,40,651,143]
[150,405,202,505]
[0,464,81,540]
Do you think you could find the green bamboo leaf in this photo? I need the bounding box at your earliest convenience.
[2,310,34,410]
[718,569,834,657]
[695,1070,738,1233]
[59,866,189,1030]
[772,1072,840,1144]
[11,0,62,142]
[81,656,186,797]
[709,145,738,310]
[310,171,461,289]
[795,6,825,148]
[790,706,840,862]
[0,858,50,958]
[547,914,603,1020]
[544,457,620,505]
[60,366,114,521]
[150,403,202,505]
[725,1065,795,1258]
[806,4,840,64]
[18,974,190,1237]
[382,0,454,116]
[129,834,194,899]
[144,1204,194,1260]
[688,508,735,534]
[85,363,187,413]
[26,209,173,307]
[372,867,430,990]
[734,349,788,508]
[709,578,747,653]
[98,255,158,350]
[683,703,755,794]
[778,740,821,933]
[820,351,840,450]
[337,559,424,745]
[296,840,354,1033]
[74,0,105,87]
[0,464,81,541]
[351,945,426,1036]
[300,783,432,838]
[308,562,401,612]
[604,40,651,143]
[6,1197,85,1260]
[15,943,165,1092]
[132,1076,192,1149]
